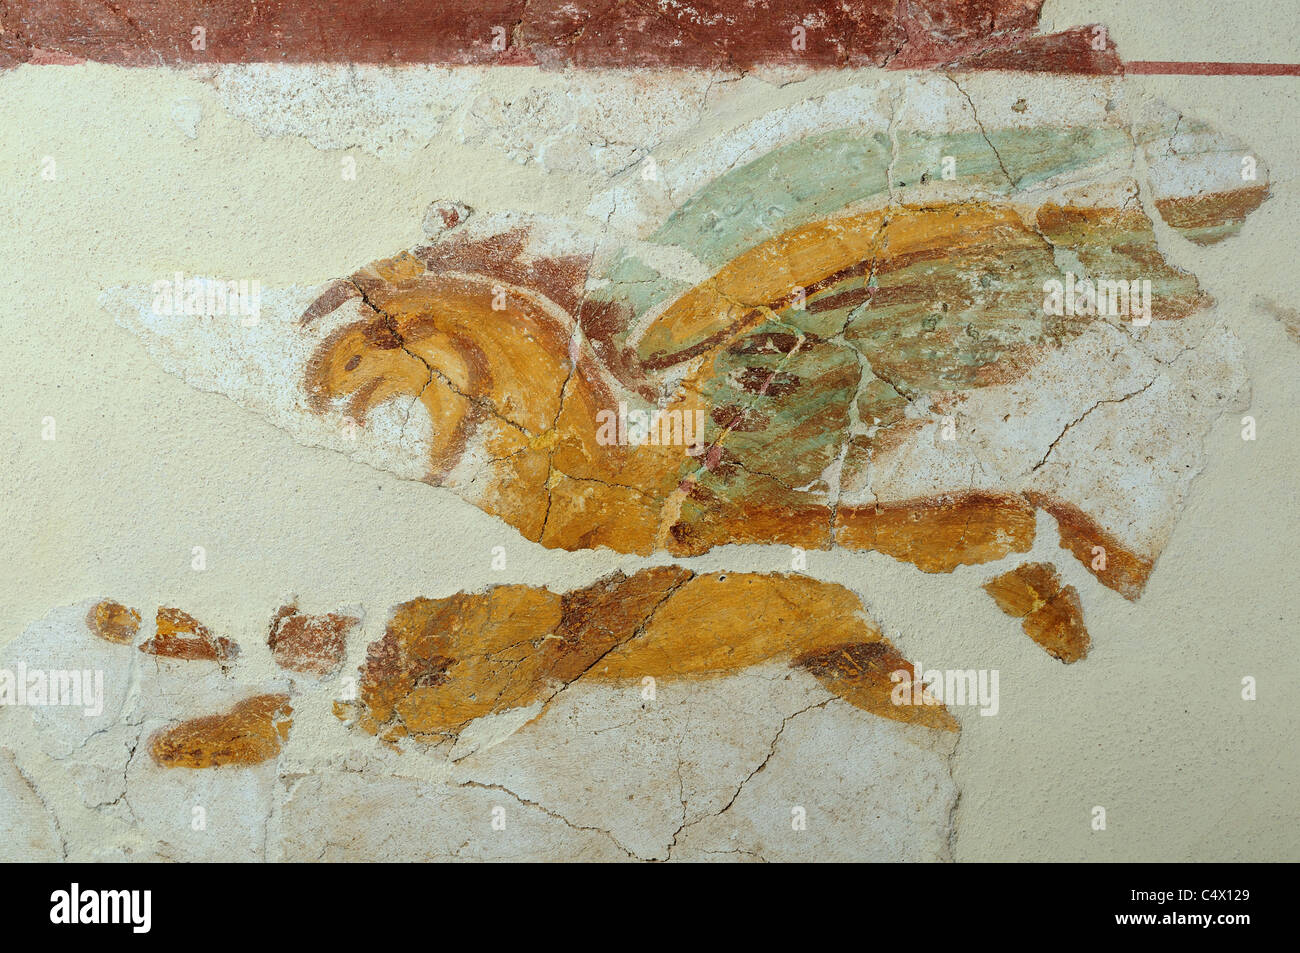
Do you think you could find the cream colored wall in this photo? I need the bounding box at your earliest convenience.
[0,0,1295,861]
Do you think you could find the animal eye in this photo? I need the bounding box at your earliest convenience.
[344,355,361,371]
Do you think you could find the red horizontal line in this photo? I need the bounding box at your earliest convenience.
[1126,61,1300,76]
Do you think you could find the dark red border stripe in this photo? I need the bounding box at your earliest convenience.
[1126,61,1300,76]
[0,0,1119,72]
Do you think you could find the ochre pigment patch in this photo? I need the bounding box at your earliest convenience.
[835,494,1038,572]
[1029,495,1153,600]
[149,694,293,768]
[1034,202,1209,321]
[795,642,958,732]
[1136,113,1273,247]
[336,569,955,741]
[1154,186,1272,245]
[983,562,1091,663]
[140,607,240,662]
[85,600,140,645]
[268,605,358,676]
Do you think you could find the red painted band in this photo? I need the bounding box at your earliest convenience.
[1125,61,1300,76]
[0,0,1118,72]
